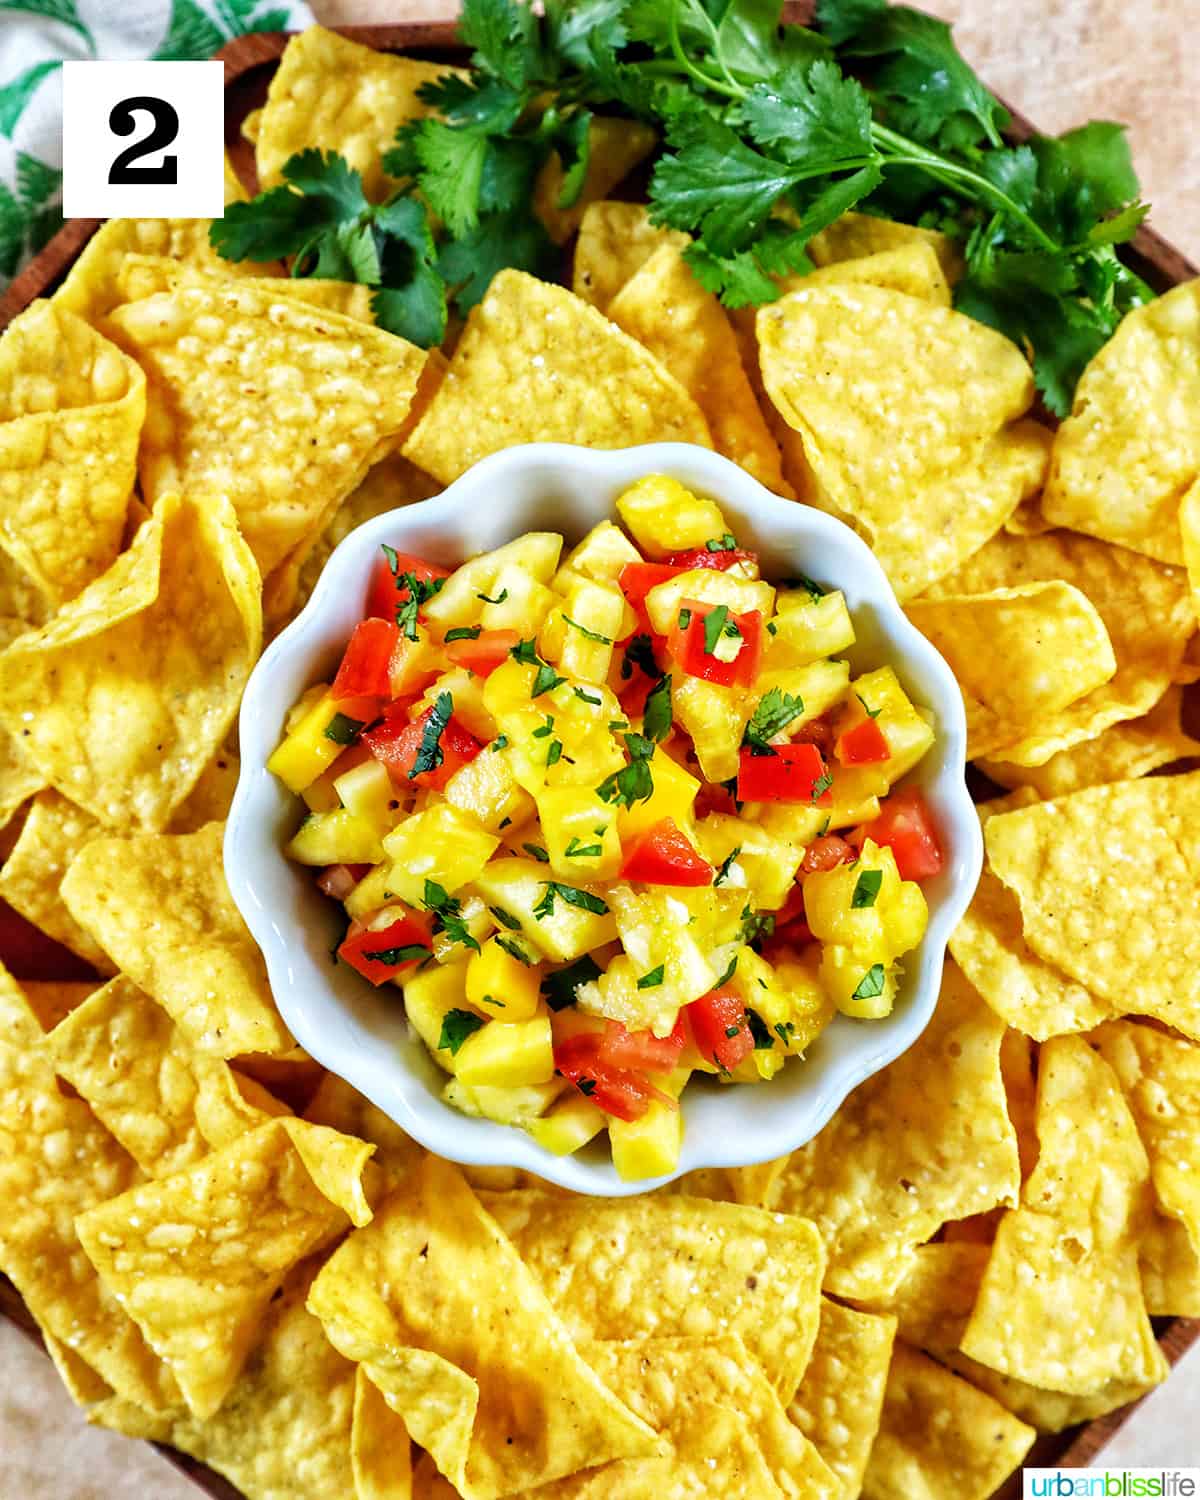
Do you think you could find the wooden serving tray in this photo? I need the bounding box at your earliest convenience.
[2,13,1198,1496]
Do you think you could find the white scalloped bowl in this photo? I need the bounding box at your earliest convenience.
[226,443,980,1195]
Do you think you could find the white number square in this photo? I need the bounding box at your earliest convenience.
[62,60,225,219]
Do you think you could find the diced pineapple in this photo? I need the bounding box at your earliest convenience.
[443,1076,563,1124]
[841,667,936,788]
[644,568,775,636]
[536,786,622,880]
[821,948,898,1019]
[530,1092,607,1154]
[751,803,829,848]
[286,682,327,732]
[403,962,474,1074]
[431,893,493,965]
[479,564,557,635]
[416,670,496,743]
[672,675,749,783]
[767,589,855,666]
[424,533,563,625]
[301,766,343,814]
[693,812,803,909]
[454,1014,555,1087]
[602,885,717,1029]
[474,857,617,962]
[553,520,642,594]
[345,862,399,920]
[610,1097,682,1180]
[442,745,534,832]
[334,758,397,834]
[729,946,833,1070]
[267,690,375,793]
[822,768,886,831]
[754,659,850,728]
[615,747,701,843]
[616,475,728,559]
[549,579,628,683]
[381,805,500,904]
[484,660,624,796]
[466,936,542,1021]
[286,808,384,866]
[575,952,678,1037]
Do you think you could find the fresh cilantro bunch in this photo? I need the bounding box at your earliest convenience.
[213,0,1153,413]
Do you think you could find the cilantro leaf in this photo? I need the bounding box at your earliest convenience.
[533,882,609,919]
[739,60,876,172]
[744,1006,775,1048]
[745,687,804,750]
[437,1008,485,1054]
[323,713,366,746]
[637,964,665,990]
[362,943,431,967]
[540,954,602,1010]
[713,846,741,886]
[642,673,673,743]
[563,614,613,644]
[423,877,481,952]
[596,732,656,808]
[411,692,453,779]
[851,868,883,908]
[852,962,886,1000]
[459,0,544,90]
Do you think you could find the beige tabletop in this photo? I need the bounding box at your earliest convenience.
[3,1,1199,1493]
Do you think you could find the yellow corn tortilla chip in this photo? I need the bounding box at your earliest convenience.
[0,301,144,618]
[1181,475,1200,625]
[1042,278,1200,563]
[18,977,96,1033]
[117,253,377,327]
[573,201,689,314]
[307,1154,659,1500]
[0,491,261,831]
[535,117,657,245]
[788,1299,896,1500]
[961,1035,1161,1394]
[807,211,964,284]
[861,1344,1034,1500]
[950,790,1113,1040]
[768,964,1020,1299]
[90,1259,369,1500]
[402,270,712,485]
[42,1329,114,1410]
[47,975,286,1178]
[985,772,1200,1038]
[479,1189,826,1404]
[925,528,1195,764]
[1090,1020,1200,1316]
[729,1156,792,1208]
[170,744,242,830]
[107,269,430,579]
[607,244,791,494]
[305,1071,426,1189]
[907,582,1117,759]
[354,1367,415,1500]
[757,284,1046,599]
[76,1116,375,1419]
[62,820,291,1055]
[235,1045,326,1108]
[785,243,951,307]
[0,790,115,971]
[978,684,1200,798]
[256,27,461,201]
[0,975,180,1412]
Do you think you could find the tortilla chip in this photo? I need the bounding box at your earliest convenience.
[788,1299,896,1500]
[807,211,964,284]
[950,791,1113,1040]
[42,1329,114,1409]
[0,301,144,618]
[62,820,293,1057]
[76,1116,375,1419]
[907,582,1116,759]
[757,284,1045,599]
[255,27,460,201]
[307,1154,659,1499]
[607,244,791,494]
[978,684,1200,798]
[0,975,180,1412]
[789,243,951,307]
[18,977,96,1032]
[535,117,657,245]
[107,270,430,578]
[480,1189,826,1403]
[861,1344,1035,1500]
[961,1036,1161,1394]
[1090,1020,1200,1316]
[91,1260,366,1499]
[170,745,241,830]
[402,270,712,485]
[984,773,1200,1038]
[729,1156,792,1208]
[573,201,689,314]
[0,790,114,970]
[117,253,377,327]
[354,1368,415,1500]
[305,1071,426,1188]
[925,528,1195,764]
[1042,279,1200,563]
[47,975,285,1178]
[0,491,261,831]
[768,964,1020,1299]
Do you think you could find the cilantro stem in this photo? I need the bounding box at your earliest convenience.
[667,0,742,100]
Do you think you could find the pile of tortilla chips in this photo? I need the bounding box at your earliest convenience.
[2,23,1199,1500]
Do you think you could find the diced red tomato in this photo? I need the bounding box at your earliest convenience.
[790,712,836,756]
[597,1016,687,1074]
[331,618,399,701]
[663,546,758,573]
[763,883,813,952]
[686,989,754,1071]
[852,789,944,880]
[737,743,831,804]
[317,863,371,901]
[443,628,520,677]
[835,717,891,766]
[800,834,856,874]
[620,817,713,887]
[338,912,432,985]
[694,780,739,818]
[554,1033,672,1122]
[363,703,483,791]
[366,552,450,624]
[666,600,763,688]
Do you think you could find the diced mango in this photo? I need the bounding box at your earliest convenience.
[615,747,701,843]
[442,744,534,832]
[610,1097,682,1180]
[692,812,803,910]
[473,856,617,962]
[846,667,936,787]
[424,533,563,625]
[616,475,728,559]
[301,766,343,814]
[286,808,385,866]
[443,1076,563,1124]
[672,675,748,784]
[334,758,397,834]
[754,659,851,729]
[537,786,622,880]
[767,589,855,666]
[416,669,497,743]
[479,564,557,635]
[530,1092,607,1155]
[644,568,775,636]
[345,862,398,921]
[603,885,717,1029]
[454,1014,555,1087]
[381,805,500,904]
[403,962,474,1074]
[466,936,542,1021]
[267,690,376,793]
[553,520,642,593]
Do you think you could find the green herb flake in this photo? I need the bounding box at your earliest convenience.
[361,943,430,967]
[489,905,522,930]
[496,935,537,965]
[713,846,742,887]
[564,836,603,859]
[422,876,481,952]
[744,687,804,751]
[323,712,366,746]
[641,673,673,743]
[745,1008,774,1049]
[523,843,550,863]
[533,881,609,920]
[637,964,666,990]
[444,625,482,643]
[856,693,882,719]
[563,614,613,645]
[852,963,886,1001]
[411,691,453,779]
[851,868,883,908]
[437,1008,485,1055]
[811,767,834,802]
[477,587,509,604]
[541,954,602,1011]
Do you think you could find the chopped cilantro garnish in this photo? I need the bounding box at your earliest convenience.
[411,691,453,779]
[510,637,540,665]
[533,882,609,919]
[492,734,509,751]
[523,842,549,862]
[564,836,603,859]
[533,662,566,696]
[444,625,482,642]
[381,544,400,575]
[641,673,673,743]
[477,587,508,604]
[437,1008,485,1055]
[423,877,481,952]
[596,732,655,808]
[361,943,430,967]
[496,935,537,965]
[744,687,804,751]
[395,571,444,641]
[706,533,738,551]
[744,1008,774,1049]
[541,954,602,1011]
[532,715,554,738]
[489,905,522,930]
[575,687,602,706]
[480,994,505,1007]
[576,1077,598,1097]
[810,767,834,802]
[637,964,665,990]
[856,693,882,718]
[790,575,826,601]
[716,953,740,987]
[713,846,742,887]
[851,869,883,908]
[774,1020,796,1045]
[324,712,365,745]
[608,719,629,732]
[563,614,613,645]
[677,607,693,631]
[546,738,564,767]
[703,604,741,656]
[740,906,776,946]
[622,633,658,681]
[852,963,886,1001]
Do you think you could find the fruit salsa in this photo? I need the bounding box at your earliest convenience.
[269,475,943,1179]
